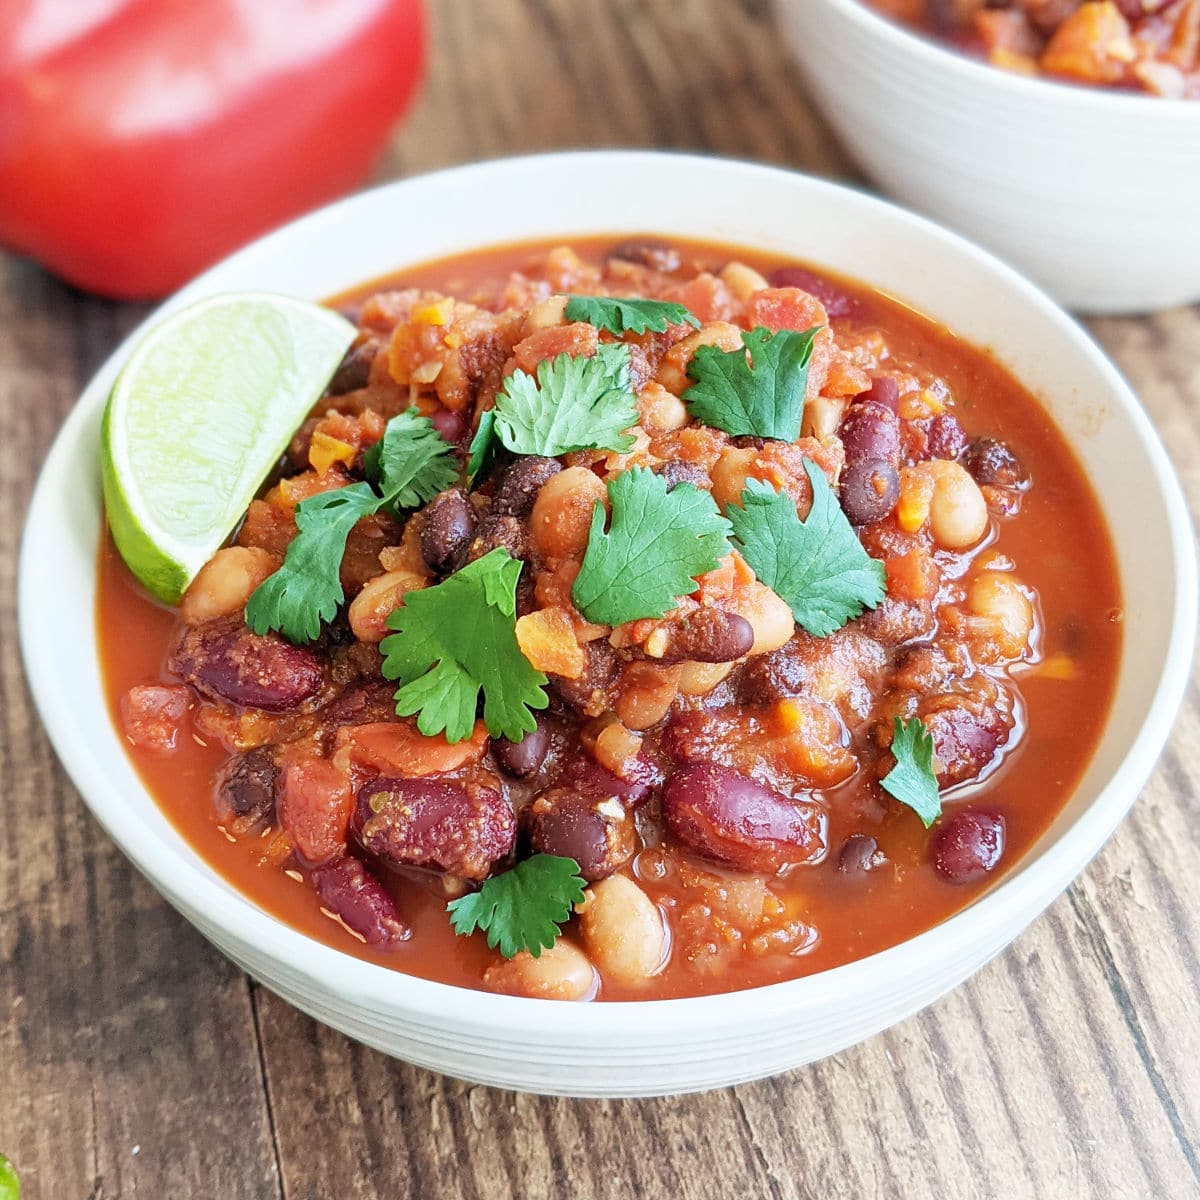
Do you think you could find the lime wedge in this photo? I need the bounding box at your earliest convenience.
[101,292,356,604]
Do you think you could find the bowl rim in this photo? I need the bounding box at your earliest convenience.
[811,0,1200,114]
[18,149,1198,1038]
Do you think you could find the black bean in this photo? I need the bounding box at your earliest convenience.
[961,438,1028,488]
[605,239,681,273]
[493,456,562,518]
[840,401,899,467]
[838,834,885,875]
[493,720,550,778]
[467,513,529,563]
[214,747,278,828]
[931,809,1005,883]
[524,791,637,881]
[326,341,376,395]
[420,488,475,574]
[839,459,900,526]
[654,461,709,492]
[925,412,967,461]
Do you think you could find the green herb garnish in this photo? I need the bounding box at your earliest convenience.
[246,410,456,643]
[466,343,637,478]
[380,547,548,743]
[564,295,700,335]
[683,325,819,441]
[447,854,587,959]
[727,461,886,637]
[881,716,941,827]
[571,466,732,626]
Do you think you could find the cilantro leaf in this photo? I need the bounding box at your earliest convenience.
[363,408,458,512]
[245,482,381,643]
[485,342,638,460]
[727,461,886,637]
[564,294,700,335]
[446,854,587,959]
[466,407,500,485]
[571,466,732,626]
[379,547,549,743]
[881,716,941,828]
[683,325,819,440]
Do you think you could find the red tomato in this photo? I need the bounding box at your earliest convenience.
[279,759,354,865]
[0,0,425,298]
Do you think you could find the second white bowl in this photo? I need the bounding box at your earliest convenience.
[778,0,1200,314]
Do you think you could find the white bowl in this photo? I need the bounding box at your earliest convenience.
[19,152,1197,1097]
[777,0,1200,314]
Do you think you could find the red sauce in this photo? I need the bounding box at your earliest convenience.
[96,236,1121,999]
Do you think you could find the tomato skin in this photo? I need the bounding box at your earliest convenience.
[279,759,355,866]
[0,0,425,298]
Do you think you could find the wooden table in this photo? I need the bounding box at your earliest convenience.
[2,3,1198,1197]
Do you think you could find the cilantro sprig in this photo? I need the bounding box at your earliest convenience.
[564,295,700,335]
[447,854,587,959]
[467,343,637,481]
[727,461,886,637]
[571,467,732,626]
[380,547,548,743]
[246,409,457,643]
[881,716,941,827]
[683,325,819,441]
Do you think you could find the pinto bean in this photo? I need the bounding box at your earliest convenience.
[839,400,899,467]
[493,455,563,518]
[961,437,1028,488]
[420,488,475,574]
[638,608,754,665]
[354,777,516,880]
[483,942,595,1000]
[530,466,607,559]
[525,790,637,881]
[169,615,323,711]
[312,855,409,946]
[931,809,1006,883]
[181,546,280,623]
[577,875,665,984]
[840,459,900,526]
[925,460,988,549]
[492,719,551,778]
[662,763,824,872]
[214,746,278,829]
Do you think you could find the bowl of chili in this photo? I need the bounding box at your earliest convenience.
[18,152,1197,1096]
[776,0,1200,313]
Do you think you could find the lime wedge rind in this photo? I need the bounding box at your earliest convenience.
[101,292,355,604]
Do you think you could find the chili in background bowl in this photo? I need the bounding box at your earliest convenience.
[18,152,1196,1096]
[775,0,1200,314]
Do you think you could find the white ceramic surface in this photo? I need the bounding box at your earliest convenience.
[778,0,1200,314]
[18,152,1197,1097]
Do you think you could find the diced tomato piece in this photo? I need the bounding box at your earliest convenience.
[513,323,598,373]
[279,759,354,865]
[120,684,192,753]
[745,287,828,333]
[333,720,489,778]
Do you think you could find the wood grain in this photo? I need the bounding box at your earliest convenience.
[2,2,1198,1198]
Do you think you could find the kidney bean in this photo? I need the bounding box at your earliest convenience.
[525,790,637,881]
[605,239,681,273]
[961,437,1028,488]
[169,615,323,712]
[554,753,658,809]
[921,695,1011,786]
[861,375,900,411]
[312,855,409,946]
[838,833,885,875]
[467,513,529,564]
[638,608,754,665]
[428,409,465,444]
[924,412,967,461]
[662,763,824,872]
[354,778,516,880]
[214,746,278,828]
[420,488,475,575]
[931,809,1005,883]
[492,719,550,778]
[653,461,709,492]
[840,400,899,466]
[840,459,901,526]
[326,340,376,396]
[766,266,859,319]
[493,455,562,518]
